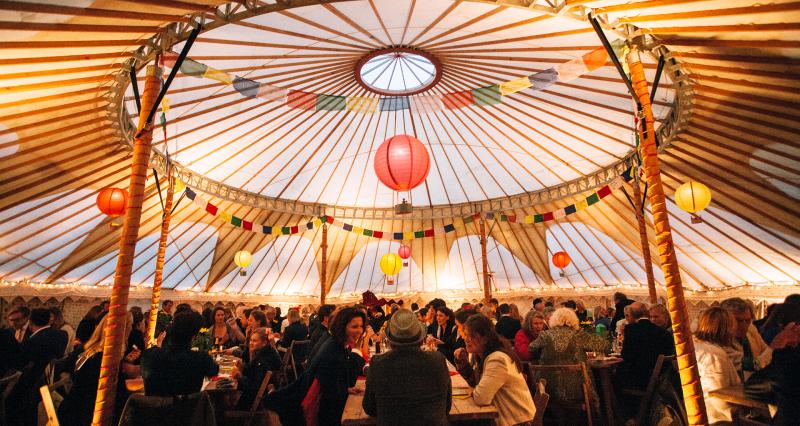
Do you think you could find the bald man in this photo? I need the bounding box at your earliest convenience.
[619,302,675,390]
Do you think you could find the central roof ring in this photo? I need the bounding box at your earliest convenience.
[354,46,443,96]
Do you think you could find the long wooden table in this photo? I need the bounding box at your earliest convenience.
[341,361,498,425]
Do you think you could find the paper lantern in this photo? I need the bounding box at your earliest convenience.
[552,251,571,272]
[173,178,185,194]
[380,253,403,276]
[234,250,252,276]
[374,134,430,191]
[96,188,128,218]
[674,181,711,215]
[398,244,411,260]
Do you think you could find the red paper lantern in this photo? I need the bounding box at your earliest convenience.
[552,251,571,270]
[374,134,430,191]
[96,188,128,218]
[398,244,411,260]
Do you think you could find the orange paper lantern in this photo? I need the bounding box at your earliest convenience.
[374,135,430,191]
[552,251,571,270]
[398,244,411,260]
[96,188,128,217]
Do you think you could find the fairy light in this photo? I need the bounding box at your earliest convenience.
[0,279,798,304]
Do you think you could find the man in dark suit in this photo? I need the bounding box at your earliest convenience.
[495,303,521,341]
[619,302,675,390]
[21,308,68,366]
[6,307,31,343]
[308,304,335,362]
[364,309,451,426]
[8,308,68,425]
[0,327,22,375]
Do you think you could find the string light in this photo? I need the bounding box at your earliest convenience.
[1,279,797,303]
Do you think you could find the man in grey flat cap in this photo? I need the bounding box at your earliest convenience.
[363,308,451,426]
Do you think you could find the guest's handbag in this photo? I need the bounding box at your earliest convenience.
[744,364,779,404]
[301,378,321,426]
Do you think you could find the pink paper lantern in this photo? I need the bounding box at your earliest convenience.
[373,134,430,191]
[398,244,411,259]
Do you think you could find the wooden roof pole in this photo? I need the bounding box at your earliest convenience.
[146,168,175,345]
[92,65,161,426]
[632,171,657,304]
[627,48,708,425]
[480,218,491,305]
[321,223,328,305]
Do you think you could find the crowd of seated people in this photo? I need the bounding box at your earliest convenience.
[3,307,70,425]
[2,293,798,426]
[694,295,800,425]
[0,300,314,425]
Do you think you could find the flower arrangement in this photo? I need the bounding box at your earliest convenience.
[192,327,213,352]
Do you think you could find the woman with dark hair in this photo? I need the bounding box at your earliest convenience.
[454,314,535,426]
[201,307,214,329]
[211,306,245,349]
[126,308,146,361]
[452,308,479,355]
[75,305,103,345]
[267,307,367,426]
[427,306,458,362]
[141,311,219,396]
[417,307,428,323]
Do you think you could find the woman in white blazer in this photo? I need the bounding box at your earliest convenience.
[693,307,742,424]
[454,314,535,426]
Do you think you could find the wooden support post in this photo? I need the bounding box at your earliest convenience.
[92,65,161,426]
[146,167,175,345]
[320,223,328,305]
[627,49,708,426]
[632,171,658,304]
[480,219,491,305]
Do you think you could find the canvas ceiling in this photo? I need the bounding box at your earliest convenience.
[0,0,798,301]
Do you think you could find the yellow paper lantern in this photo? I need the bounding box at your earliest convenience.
[234,250,252,276]
[674,181,711,224]
[380,253,402,276]
[173,178,185,193]
[674,181,711,213]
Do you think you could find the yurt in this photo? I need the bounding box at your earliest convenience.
[1,1,798,425]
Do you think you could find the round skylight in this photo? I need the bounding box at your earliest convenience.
[355,48,441,96]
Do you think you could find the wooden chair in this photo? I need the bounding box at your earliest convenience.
[0,371,22,426]
[527,363,593,426]
[43,357,71,408]
[38,385,60,426]
[276,346,293,387]
[276,340,311,386]
[732,406,771,426]
[620,354,677,425]
[532,378,549,426]
[118,391,216,426]
[224,371,274,426]
[288,339,311,380]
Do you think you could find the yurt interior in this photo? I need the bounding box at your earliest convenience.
[1,1,798,425]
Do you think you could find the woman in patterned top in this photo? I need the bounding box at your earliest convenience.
[528,308,608,402]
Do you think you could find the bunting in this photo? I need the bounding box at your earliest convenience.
[158,43,625,115]
[184,174,629,238]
